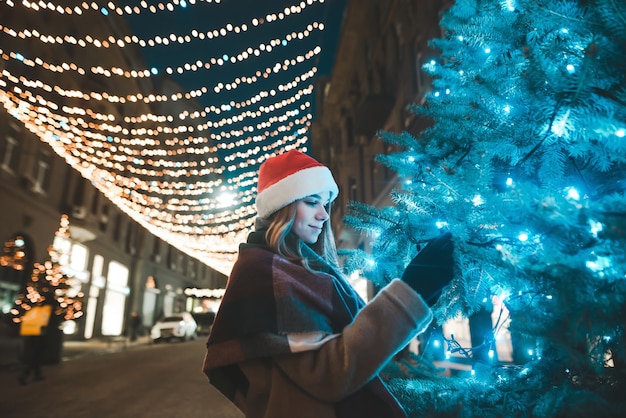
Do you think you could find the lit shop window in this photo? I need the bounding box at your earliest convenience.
[101,260,130,336]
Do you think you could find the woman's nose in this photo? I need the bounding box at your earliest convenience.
[316,205,329,221]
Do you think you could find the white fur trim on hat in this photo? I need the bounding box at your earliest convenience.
[256,165,339,218]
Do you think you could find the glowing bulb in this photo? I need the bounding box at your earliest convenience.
[435,221,449,229]
[566,187,580,200]
[518,232,528,242]
[472,194,484,206]
[506,177,513,186]
[589,219,603,237]
[616,129,625,137]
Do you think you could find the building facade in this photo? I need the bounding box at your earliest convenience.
[311,0,449,250]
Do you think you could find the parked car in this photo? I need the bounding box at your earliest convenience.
[150,312,197,343]
[191,311,216,336]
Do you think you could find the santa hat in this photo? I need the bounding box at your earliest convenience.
[255,149,339,219]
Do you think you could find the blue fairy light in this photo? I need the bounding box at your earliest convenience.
[616,129,625,137]
[566,187,580,200]
[566,64,575,73]
[423,60,437,73]
[436,221,449,229]
[589,219,603,237]
[586,256,611,272]
[150,67,159,75]
[101,7,109,16]
[518,232,529,242]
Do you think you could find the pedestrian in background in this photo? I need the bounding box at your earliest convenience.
[18,304,51,385]
[128,311,142,342]
[203,149,455,418]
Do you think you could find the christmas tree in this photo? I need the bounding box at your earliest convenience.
[342,0,626,416]
[11,215,84,328]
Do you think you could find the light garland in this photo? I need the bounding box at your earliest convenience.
[11,0,220,16]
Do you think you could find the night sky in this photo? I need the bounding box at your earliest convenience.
[121,0,347,116]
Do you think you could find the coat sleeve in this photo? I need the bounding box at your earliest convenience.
[272,279,433,402]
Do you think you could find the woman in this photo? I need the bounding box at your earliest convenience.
[203,149,453,418]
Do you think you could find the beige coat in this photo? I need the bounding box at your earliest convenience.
[207,279,432,418]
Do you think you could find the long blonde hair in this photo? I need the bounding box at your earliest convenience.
[264,201,339,271]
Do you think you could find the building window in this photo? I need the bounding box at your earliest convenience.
[370,158,378,198]
[101,260,130,336]
[348,176,358,203]
[113,212,123,242]
[1,135,19,173]
[152,237,162,263]
[99,205,109,232]
[31,150,51,194]
[167,245,177,270]
[90,190,100,215]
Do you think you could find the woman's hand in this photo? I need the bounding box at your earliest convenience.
[400,232,454,306]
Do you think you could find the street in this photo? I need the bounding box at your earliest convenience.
[0,339,244,418]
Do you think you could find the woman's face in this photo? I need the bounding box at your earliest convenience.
[292,191,331,244]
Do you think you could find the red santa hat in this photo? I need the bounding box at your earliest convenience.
[255,149,339,219]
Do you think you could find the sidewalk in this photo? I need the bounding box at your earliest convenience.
[0,333,152,372]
